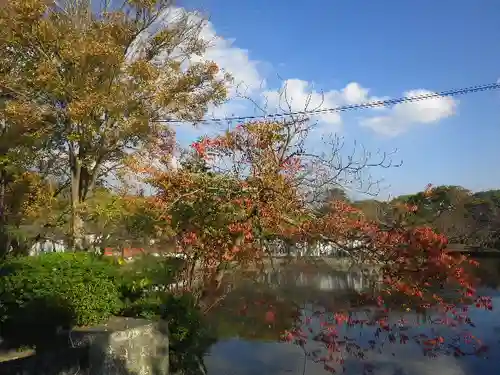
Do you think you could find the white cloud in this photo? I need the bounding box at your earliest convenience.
[342,82,370,104]
[128,7,264,97]
[262,80,389,132]
[170,8,266,125]
[145,7,458,140]
[360,89,457,137]
[263,79,343,130]
[197,22,265,95]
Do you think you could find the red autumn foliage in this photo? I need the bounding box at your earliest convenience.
[133,119,492,371]
[265,310,276,324]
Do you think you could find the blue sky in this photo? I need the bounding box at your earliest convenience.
[173,0,500,198]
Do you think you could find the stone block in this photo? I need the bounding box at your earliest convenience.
[0,317,169,375]
[71,316,169,375]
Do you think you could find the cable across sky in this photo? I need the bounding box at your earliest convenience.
[158,82,500,124]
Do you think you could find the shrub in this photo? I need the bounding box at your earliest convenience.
[161,293,216,375]
[115,255,214,374]
[0,252,215,373]
[0,253,122,347]
[116,255,184,306]
[121,293,165,321]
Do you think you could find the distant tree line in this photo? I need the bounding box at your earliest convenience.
[318,186,500,250]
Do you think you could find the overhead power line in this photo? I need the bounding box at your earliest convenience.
[158,82,500,124]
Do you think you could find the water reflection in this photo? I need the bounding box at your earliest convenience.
[205,260,500,375]
[257,268,374,292]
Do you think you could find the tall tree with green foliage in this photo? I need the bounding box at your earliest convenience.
[0,0,230,249]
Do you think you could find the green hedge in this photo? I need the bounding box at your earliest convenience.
[0,253,215,374]
[161,293,216,375]
[0,253,122,347]
[116,255,183,305]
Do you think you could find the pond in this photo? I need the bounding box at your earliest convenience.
[203,259,500,375]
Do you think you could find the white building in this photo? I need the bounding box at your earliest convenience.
[266,239,366,257]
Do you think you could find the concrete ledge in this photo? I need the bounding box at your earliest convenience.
[0,348,36,362]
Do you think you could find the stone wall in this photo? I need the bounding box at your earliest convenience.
[0,317,169,375]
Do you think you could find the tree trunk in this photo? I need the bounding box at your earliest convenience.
[0,169,9,259]
[70,154,84,251]
[68,142,101,252]
[0,230,10,259]
[198,261,229,312]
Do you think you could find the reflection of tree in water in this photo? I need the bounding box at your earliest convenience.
[257,267,377,292]
[206,282,297,342]
[206,266,378,342]
[206,263,495,374]
[468,258,500,290]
